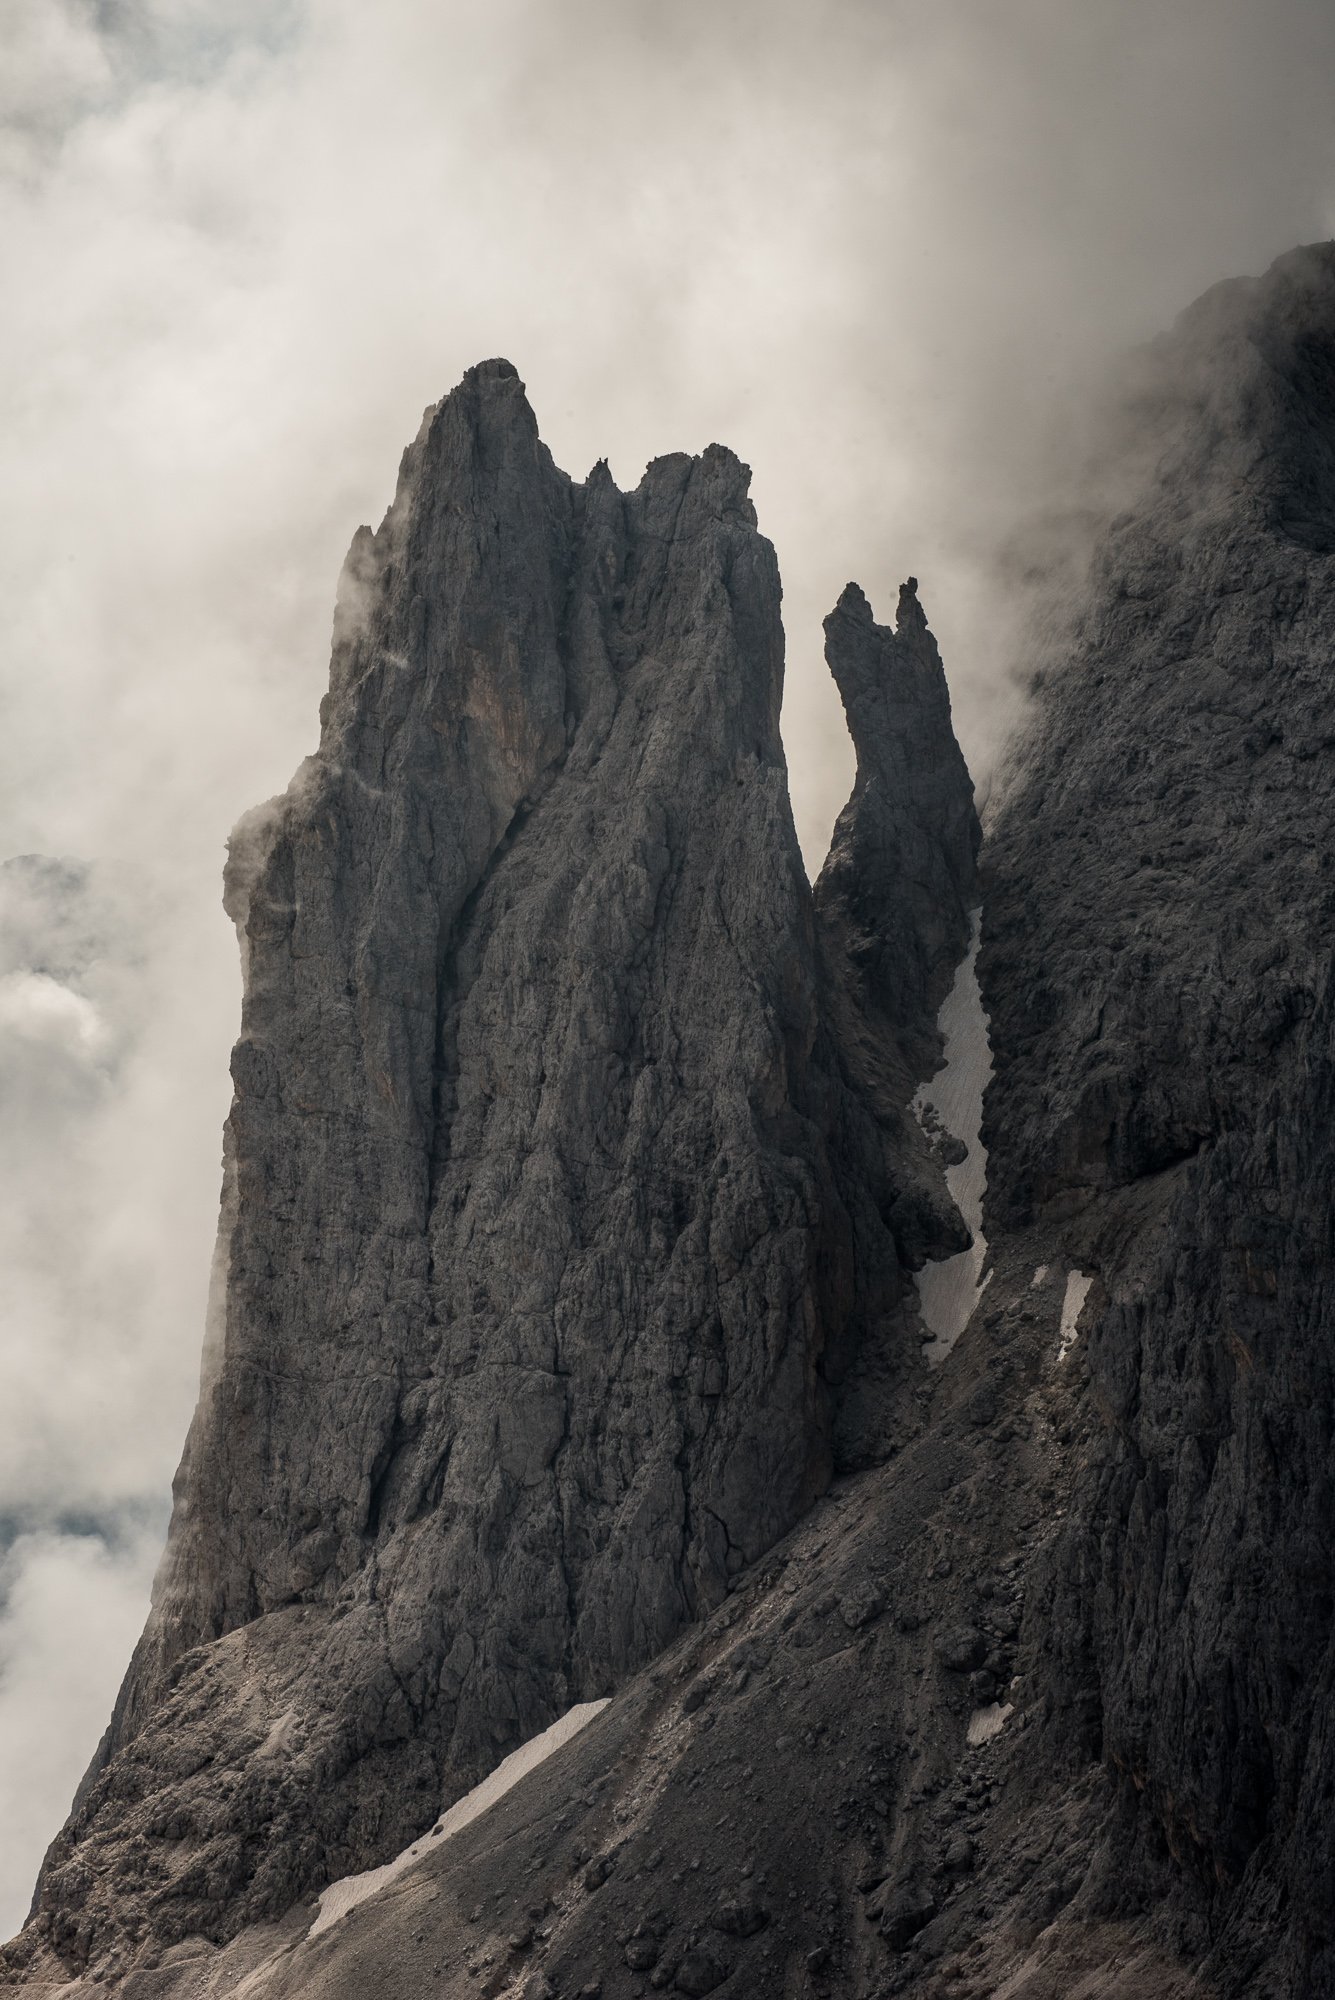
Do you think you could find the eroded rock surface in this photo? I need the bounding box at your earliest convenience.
[977,239,1335,1998]
[8,361,976,1981]
[14,241,1335,2000]
[817,578,980,1077]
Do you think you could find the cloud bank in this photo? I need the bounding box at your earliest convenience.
[4,0,1335,1939]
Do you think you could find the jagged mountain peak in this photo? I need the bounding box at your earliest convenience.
[16,247,1335,2000]
[817,575,979,1075]
[6,366,977,1985]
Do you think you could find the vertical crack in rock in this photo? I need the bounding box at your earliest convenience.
[14,363,978,1975]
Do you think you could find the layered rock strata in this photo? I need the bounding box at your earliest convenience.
[10,361,977,1978]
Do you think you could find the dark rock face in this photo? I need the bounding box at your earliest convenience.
[813,581,980,1464]
[167,239,1334,2000]
[979,240,1335,1996]
[13,361,977,1975]
[18,242,1335,2000]
[817,578,980,1075]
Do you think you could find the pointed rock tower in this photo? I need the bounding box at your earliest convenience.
[16,363,978,1974]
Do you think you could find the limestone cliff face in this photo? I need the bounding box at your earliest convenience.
[978,241,1335,1996]
[17,361,978,1973]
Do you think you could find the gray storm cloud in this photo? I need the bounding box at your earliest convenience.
[3,0,1335,1939]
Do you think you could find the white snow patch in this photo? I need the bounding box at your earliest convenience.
[309,1699,609,1939]
[966,1701,1013,1746]
[1030,1264,1049,1288]
[914,909,993,1364]
[1058,1270,1093,1360]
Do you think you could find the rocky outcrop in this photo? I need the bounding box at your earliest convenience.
[813,578,981,1463]
[9,361,977,1980]
[124,240,1335,2000]
[19,241,1335,2000]
[976,240,1335,1997]
[817,578,980,1076]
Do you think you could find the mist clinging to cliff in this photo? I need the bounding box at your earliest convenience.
[4,0,1335,1940]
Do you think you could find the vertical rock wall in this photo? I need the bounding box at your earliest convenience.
[980,242,1335,1993]
[17,361,978,1971]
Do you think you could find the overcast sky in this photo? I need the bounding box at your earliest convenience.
[4,0,1335,1941]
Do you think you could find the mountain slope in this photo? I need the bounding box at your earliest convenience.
[11,243,1335,2000]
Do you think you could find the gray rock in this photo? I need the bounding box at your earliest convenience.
[13,361,975,1974]
[816,578,980,1076]
[878,1885,936,1951]
[711,1892,768,1937]
[27,242,1335,2000]
[942,1835,975,1875]
[979,239,1335,1995]
[934,1627,984,1673]
[839,1583,885,1631]
[965,1382,997,1428]
[624,1932,658,1972]
[673,1949,729,1996]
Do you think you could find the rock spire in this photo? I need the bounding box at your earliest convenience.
[15,361,977,1973]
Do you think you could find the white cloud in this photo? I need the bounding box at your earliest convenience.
[0,0,110,153]
[0,969,107,1067]
[0,1527,160,1941]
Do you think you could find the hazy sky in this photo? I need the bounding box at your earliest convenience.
[4,0,1335,1940]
